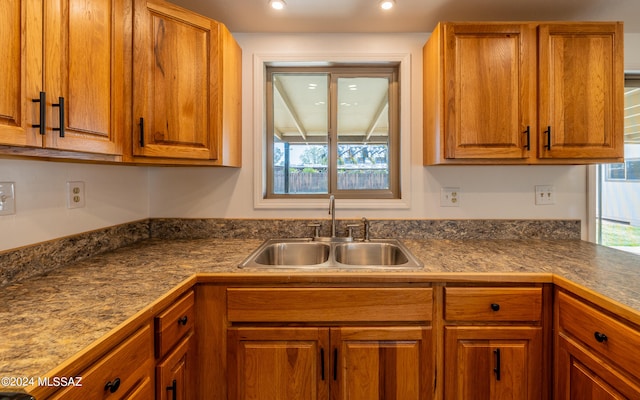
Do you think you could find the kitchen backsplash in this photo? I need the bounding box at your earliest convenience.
[1,218,580,286]
[149,218,581,240]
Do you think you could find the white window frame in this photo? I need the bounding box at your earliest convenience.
[252,53,412,210]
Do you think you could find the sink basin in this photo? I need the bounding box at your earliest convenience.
[253,241,330,266]
[334,242,409,266]
[238,238,422,269]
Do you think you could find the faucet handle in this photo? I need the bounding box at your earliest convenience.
[345,223,360,240]
[307,223,321,238]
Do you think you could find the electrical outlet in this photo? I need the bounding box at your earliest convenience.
[0,182,16,216]
[535,185,555,205]
[67,181,85,209]
[441,187,460,207]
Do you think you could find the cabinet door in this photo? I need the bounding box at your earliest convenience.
[44,0,126,154]
[442,23,537,159]
[444,326,543,400]
[332,327,432,400]
[227,327,330,400]
[133,0,218,160]
[0,0,43,147]
[555,334,640,400]
[156,332,196,400]
[538,23,624,160]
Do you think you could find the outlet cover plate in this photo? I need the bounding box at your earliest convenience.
[441,187,460,207]
[0,182,16,215]
[67,181,86,209]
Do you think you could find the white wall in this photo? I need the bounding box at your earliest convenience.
[149,33,589,234]
[625,33,640,70]
[0,159,148,251]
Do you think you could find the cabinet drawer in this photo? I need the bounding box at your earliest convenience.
[155,290,195,358]
[50,324,154,400]
[444,287,542,322]
[227,288,432,323]
[557,291,640,379]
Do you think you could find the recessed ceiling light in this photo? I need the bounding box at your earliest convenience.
[379,0,395,10]
[270,0,286,10]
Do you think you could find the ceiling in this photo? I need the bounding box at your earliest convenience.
[170,0,640,34]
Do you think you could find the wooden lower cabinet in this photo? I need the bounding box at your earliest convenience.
[554,290,640,399]
[227,326,432,400]
[155,290,197,400]
[556,334,639,399]
[156,332,196,400]
[442,286,547,400]
[47,324,155,400]
[444,326,543,400]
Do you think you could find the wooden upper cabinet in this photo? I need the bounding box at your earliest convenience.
[423,21,624,165]
[0,0,126,155]
[441,23,537,160]
[43,0,127,155]
[538,23,624,160]
[0,0,43,148]
[132,0,242,166]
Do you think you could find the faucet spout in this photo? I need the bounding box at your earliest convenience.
[329,195,336,238]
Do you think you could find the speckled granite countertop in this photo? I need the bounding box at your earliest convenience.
[1,237,639,392]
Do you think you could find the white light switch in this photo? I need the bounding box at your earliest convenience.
[0,182,16,215]
[535,185,555,205]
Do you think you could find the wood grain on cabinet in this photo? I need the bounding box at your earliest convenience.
[44,0,127,155]
[442,285,547,400]
[48,323,155,400]
[0,0,42,148]
[0,0,127,156]
[228,326,432,400]
[444,326,543,400]
[155,290,195,358]
[156,332,196,400]
[228,327,330,400]
[423,21,624,165]
[444,287,542,322]
[538,23,624,160]
[555,290,640,398]
[131,0,241,165]
[226,287,433,323]
[333,327,432,400]
[155,290,196,400]
[226,286,433,400]
[555,333,640,400]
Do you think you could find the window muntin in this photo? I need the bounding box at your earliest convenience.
[266,65,399,199]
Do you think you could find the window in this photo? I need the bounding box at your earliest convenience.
[605,160,640,181]
[265,65,400,199]
[595,74,640,254]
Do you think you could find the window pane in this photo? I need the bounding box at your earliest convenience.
[627,160,640,181]
[606,163,625,180]
[336,77,390,191]
[596,77,640,254]
[272,74,328,194]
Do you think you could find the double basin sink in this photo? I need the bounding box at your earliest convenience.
[238,238,423,270]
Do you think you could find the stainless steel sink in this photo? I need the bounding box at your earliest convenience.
[238,238,422,269]
[252,241,330,266]
[334,242,410,266]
